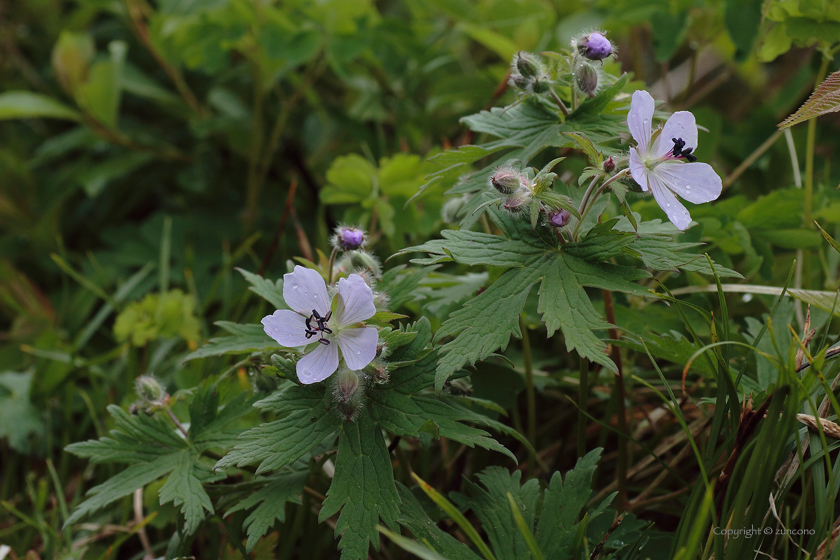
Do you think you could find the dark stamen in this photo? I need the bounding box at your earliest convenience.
[318,338,330,345]
[672,137,697,162]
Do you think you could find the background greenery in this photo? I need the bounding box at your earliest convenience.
[1,0,839,558]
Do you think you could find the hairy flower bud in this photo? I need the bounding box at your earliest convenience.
[333,368,365,422]
[548,209,570,228]
[345,250,381,277]
[575,61,599,97]
[575,31,614,61]
[368,358,390,384]
[603,156,616,173]
[530,77,551,94]
[136,375,165,403]
[513,51,543,79]
[331,225,366,252]
[490,169,522,194]
[503,190,531,211]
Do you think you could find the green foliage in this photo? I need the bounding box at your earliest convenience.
[113,289,201,347]
[0,371,44,452]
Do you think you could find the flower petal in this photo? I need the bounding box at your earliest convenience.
[282,266,330,316]
[648,173,692,230]
[629,147,649,191]
[296,341,339,384]
[262,309,311,347]
[628,90,655,153]
[337,326,378,371]
[653,111,698,159]
[333,274,376,326]
[654,162,722,204]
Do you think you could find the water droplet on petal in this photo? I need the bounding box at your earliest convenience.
[303,369,312,380]
[356,351,361,355]
[686,185,691,190]
[292,283,299,289]
[666,203,671,207]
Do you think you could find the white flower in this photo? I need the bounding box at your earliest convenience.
[627,90,722,230]
[262,266,378,385]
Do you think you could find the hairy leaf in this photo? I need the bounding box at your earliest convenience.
[779,69,840,128]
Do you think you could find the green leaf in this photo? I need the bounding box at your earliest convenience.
[0,371,44,452]
[816,221,840,255]
[226,471,307,553]
[76,152,153,197]
[535,448,602,557]
[377,525,457,560]
[506,492,546,560]
[628,237,742,277]
[462,467,540,560]
[0,91,82,121]
[779,69,840,128]
[183,322,278,361]
[319,412,401,560]
[562,132,603,166]
[568,73,628,119]
[237,268,288,310]
[75,41,126,126]
[215,384,341,474]
[564,220,636,262]
[322,154,375,204]
[158,449,221,534]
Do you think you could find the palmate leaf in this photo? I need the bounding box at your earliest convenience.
[319,412,401,560]
[779,69,840,128]
[225,471,307,553]
[214,384,342,474]
[183,322,279,361]
[66,391,252,534]
[237,267,287,310]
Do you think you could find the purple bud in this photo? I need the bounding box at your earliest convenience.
[339,227,365,250]
[548,209,570,228]
[577,32,613,61]
[603,156,616,173]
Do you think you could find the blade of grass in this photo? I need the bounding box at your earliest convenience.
[506,492,546,560]
[376,525,452,560]
[411,473,497,560]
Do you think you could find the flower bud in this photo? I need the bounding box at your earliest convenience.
[508,73,531,92]
[331,225,366,252]
[135,376,165,403]
[490,169,522,194]
[547,209,570,228]
[513,51,543,79]
[576,31,614,61]
[603,156,616,173]
[345,250,381,277]
[530,77,551,94]
[333,368,365,422]
[575,61,599,97]
[503,190,531,211]
[368,358,390,384]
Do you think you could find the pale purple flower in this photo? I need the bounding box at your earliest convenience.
[262,266,378,385]
[627,90,722,230]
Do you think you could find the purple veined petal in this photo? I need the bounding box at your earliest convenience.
[648,173,692,231]
[296,340,340,384]
[332,274,376,326]
[337,326,378,371]
[654,162,722,204]
[262,309,311,347]
[282,265,330,317]
[629,147,649,192]
[628,90,655,153]
[653,111,698,159]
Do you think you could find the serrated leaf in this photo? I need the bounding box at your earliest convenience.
[625,236,742,277]
[779,69,840,128]
[428,143,509,167]
[462,468,541,560]
[534,190,579,218]
[226,471,307,552]
[237,268,287,310]
[0,371,43,452]
[380,265,436,309]
[562,131,603,166]
[568,74,628,119]
[183,323,278,361]
[159,450,220,534]
[535,448,602,557]
[215,384,341,474]
[564,221,636,262]
[320,412,401,560]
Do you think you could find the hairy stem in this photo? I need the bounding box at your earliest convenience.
[327,247,339,285]
[548,88,570,116]
[166,408,189,438]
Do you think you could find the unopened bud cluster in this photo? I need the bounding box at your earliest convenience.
[508,52,551,95]
[333,368,365,422]
[490,167,532,212]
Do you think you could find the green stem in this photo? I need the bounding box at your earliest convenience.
[803,55,831,289]
[577,356,589,458]
[602,289,629,510]
[519,315,536,451]
[327,247,339,285]
[548,88,569,116]
[572,169,630,240]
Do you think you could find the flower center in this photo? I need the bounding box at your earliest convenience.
[305,309,333,345]
[670,137,697,162]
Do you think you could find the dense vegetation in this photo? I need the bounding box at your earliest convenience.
[1,0,840,559]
